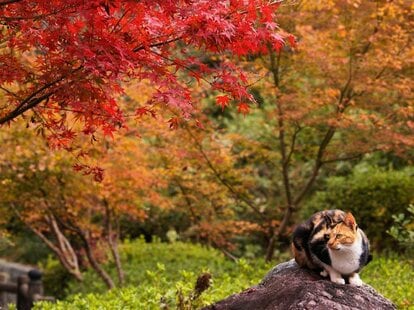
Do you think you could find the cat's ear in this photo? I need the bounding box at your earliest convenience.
[344,212,356,229]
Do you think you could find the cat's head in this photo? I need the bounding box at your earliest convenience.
[325,212,357,251]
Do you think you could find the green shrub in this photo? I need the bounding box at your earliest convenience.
[40,256,73,300]
[387,204,414,256]
[305,164,414,250]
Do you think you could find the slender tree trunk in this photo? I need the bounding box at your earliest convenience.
[57,215,116,289]
[77,229,115,289]
[265,48,296,262]
[104,200,125,286]
[264,47,342,262]
[108,233,124,286]
[30,222,84,281]
[10,204,84,280]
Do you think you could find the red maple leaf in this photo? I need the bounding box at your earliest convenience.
[168,117,180,130]
[237,103,250,116]
[136,107,157,118]
[216,95,230,111]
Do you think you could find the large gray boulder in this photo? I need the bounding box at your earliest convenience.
[205,260,396,310]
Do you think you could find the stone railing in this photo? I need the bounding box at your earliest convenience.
[0,260,54,310]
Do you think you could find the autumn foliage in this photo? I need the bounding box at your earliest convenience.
[0,0,287,141]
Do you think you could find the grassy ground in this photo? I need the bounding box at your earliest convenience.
[362,255,414,309]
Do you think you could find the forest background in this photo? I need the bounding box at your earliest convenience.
[0,0,413,309]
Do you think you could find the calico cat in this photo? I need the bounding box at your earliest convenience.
[292,210,371,286]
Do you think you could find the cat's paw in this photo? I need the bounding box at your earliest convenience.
[320,270,328,277]
[349,274,363,286]
[331,277,345,285]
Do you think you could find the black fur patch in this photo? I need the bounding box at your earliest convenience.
[359,234,371,266]
[310,238,331,266]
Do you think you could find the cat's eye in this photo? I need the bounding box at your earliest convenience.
[324,233,330,240]
[336,234,343,239]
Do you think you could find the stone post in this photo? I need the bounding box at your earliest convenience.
[16,275,30,310]
[28,269,44,306]
[0,272,10,308]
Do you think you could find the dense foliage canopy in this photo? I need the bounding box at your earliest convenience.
[0,0,288,142]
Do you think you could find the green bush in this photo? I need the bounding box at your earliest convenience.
[305,164,414,250]
[387,204,414,256]
[40,256,73,300]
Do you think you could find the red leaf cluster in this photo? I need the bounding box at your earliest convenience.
[0,0,287,141]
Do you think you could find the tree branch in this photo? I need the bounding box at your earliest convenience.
[0,91,54,125]
[0,66,82,125]
[321,153,363,164]
[174,178,199,224]
[285,125,302,173]
[0,0,23,6]
[293,126,335,207]
[133,36,182,53]
[0,5,78,21]
[184,126,266,220]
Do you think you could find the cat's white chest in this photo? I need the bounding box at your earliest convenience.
[329,237,363,275]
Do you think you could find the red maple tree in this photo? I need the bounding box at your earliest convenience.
[0,0,287,142]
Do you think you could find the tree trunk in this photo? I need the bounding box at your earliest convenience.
[77,229,115,289]
[104,203,125,286]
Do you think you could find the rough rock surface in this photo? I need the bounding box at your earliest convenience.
[205,260,396,310]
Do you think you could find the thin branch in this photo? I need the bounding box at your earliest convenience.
[285,124,302,168]
[46,213,80,272]
[174,178,199,224]
[293,40,358,207]
[338,48,354,108]
[133,36,182,53]
[16,76,66,112]
[0,91,55,125]
[0,86,21,100]
[293,126,335,207]
[0,0,23,6]
[0,67,82,125]
[10,203,83,280]
[10,204,60,254]
[268,47,293,207]
[212,241,238,262]
[268,46,295,233]
[184,125,266,219]
[321,153,363,164]
[110,8,131,34]
[147,49,212,86]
